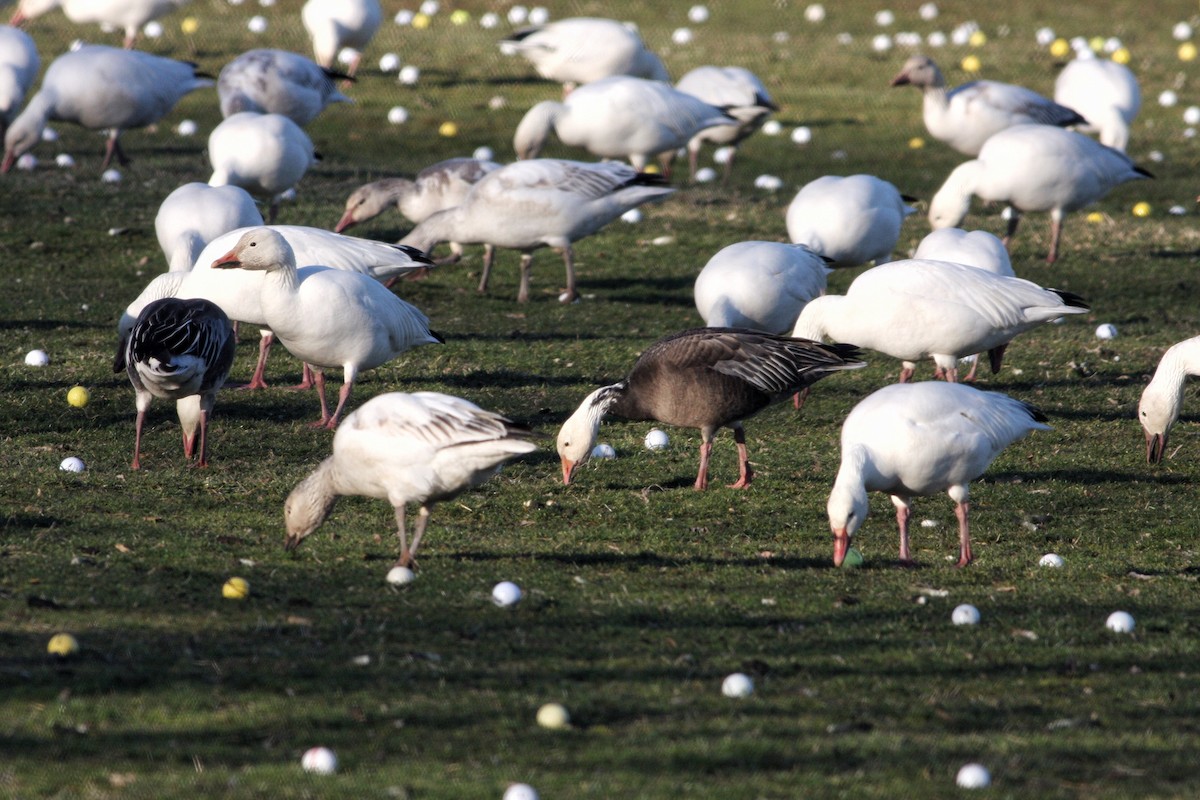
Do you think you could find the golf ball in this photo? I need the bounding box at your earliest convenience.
[480,12,499,29]
[672,27,694,45]
[919,2,939,20]
[694,167,717,183]
[492,581,522,608]
[841,547,864,568]
[721,672,754,698]
[247,15,267,33]
[590,443,616,459]
[761,119,783,136]
[1174,21,1193,41]
[956,763,991,789]
[379,52,400,72]
[47,632,79,657]
[17,153,37,170]
[386,566,416,585]
[688,5,709,23]
[222,577,250,600]
[1095,323,1118,340]
[143,20,163,37]
[536,702,570,729]
[67,386,89,408]
[503,784,539,800]
[621,208,643,223]
[438,121,458,137]
[1159,90,1179,107]
[399,65,420,85]
[791,126,812,145]
[473,146,494,161]
[804,4,825,23]
[387,106,409,125]
[101,168,121,184]
[1106,610,1135,633]
[874,10,894,26]
[528,7,549,25]
[712,146,735,165]
[176,119,198,136]
[25,349,49,366]
[951,603,981,626]
[55,153,75,168]
[301,746,337,774]
[644,429,669,450]
[59,457,85,473]
[1132,202,1151,218]
[1039,553,1064,568]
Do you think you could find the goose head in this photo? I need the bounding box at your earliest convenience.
[283,465,338,551]
[827,480,870,567]
[513,100,562,160]
[556,384,623,484]
[210,227,296,272]
[1138,381,1179,465]
[889,55,944,89]
[335,179,414,233]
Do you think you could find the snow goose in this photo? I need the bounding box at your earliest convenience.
[928,124,1152,262]
[335,157,502,265]
[301,0,381,78]
[557,328,865,490]
[1054,55,1140,152]
[155,183,264,273]
[0,26,38,143]
[10,0,191,49]
[207,111,318,223]
[512,75,733,175]
[1,45,211,173]
[792,259,1089,382]
[827,382,1050,567]
[218,49,350,127]
[674,65,777,179]
[890,54,1085,156]
[694,241,829,333]
[785,175,915,267]
[211,228,442,428]
[501,16,669,90]
[114,297,236,470]
[399,159,675,303]
[285,391,538,568]
[1139,336,1200,464]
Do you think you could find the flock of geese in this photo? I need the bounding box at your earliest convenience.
[6,4,1198,572]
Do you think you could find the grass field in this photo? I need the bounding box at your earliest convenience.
[4,1,1200,797]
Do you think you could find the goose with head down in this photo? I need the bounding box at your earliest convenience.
[1139,336,1200,464]
[501,16,669,91]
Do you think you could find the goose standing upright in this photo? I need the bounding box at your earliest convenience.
[1054,55,1140,152]
[785,175,915,267]
[0,26,38,144]
[285,392,538,569]
[557,328,865,490]
[207,111,317,222]
[218,49,351,126]
[501,16,669,91]
[675,65,777,180]
[1138,336,1200,464]
[1,45,212,172]
[890,54,1085,156]
[9,0,191,49]
[211,228,442,428]
[115,297,236,470]
[512,75,733,175]
[155,183,264,273]
[928,124,1152,262]
[399,159,675,303]
[827,382,1051,567]
[301,0,381,78]
[694,241,829,333]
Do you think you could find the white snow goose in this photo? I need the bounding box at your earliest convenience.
[792,259,1089,383]
[694,241,829,334]
[115,297,236,470]
[501,16,669,91]
[556,327,865,490]
[1139,336,1200,464]
[785,174,915,267]
[399,159,675,303]
[210,227,442,428]
[218,49,351,127]
[928,124,1152,262]
[0,26,39,144]
[207,111,318,223]
[1,45,212,173]
[827,382,1050,567]
[1054,55,1140,152]
[155,183,264,273]
[890,54,1085,156]
[10,0,191,49]
[301,0,381,78]
[334,157,502,266]
[674,65,777,180]
[512,75,734,176]
[285,391,538,568]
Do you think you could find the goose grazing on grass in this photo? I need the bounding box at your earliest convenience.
[285,392,538,568]
[9,0,191,49]
[399,159,675,303]
[334,157,502,266]
[1,45,211,173]
[301,0,381,78]
[785,175,915,267]
[155,183,264,273]
[557,327,865,490]
[1055,55,1140,152]
[1139,336,1200,464]
[694,241,829,333]
[115,297,235,470]
[211,227,442,428]
[792,259,1089,383]
[218,49,351,127]
[512,75,733,175]
[675,65,777,180]
[928,124,1152,262]
[828,382,1051,567]
[501,16,669,91]
[207,111,318,223]
[0,26,39,144]
[890,54,1085,156]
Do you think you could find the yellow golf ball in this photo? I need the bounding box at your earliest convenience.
[67,386,89,408]
[968,30,987,47]
[438,121,458,137]
[412,13,430,29]
[1089,36,1106,53]
[450,9,469,25]
[180,16,199,35]
[1180,42,1197,62]
[47,633,79,657]
[1133,201,1151,218]
[961,55,981,73]
[536,702,571,729]
[642,164,661,174]
[1050,38,1071,58]
[1086,211,1104,223]
[908,136,925,149]
[1111,47,1131,65]
[222,577,250,600]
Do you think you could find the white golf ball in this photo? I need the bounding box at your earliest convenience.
[25,349,49,366]
[41,126,58,142]
[620,208,643,224]
[688,5,709,23]
[101,168,121,184]
[721,672,754,698]
[492,581,522,608]
[804,4,826,23]
[712,146,735,165]
[176,119,198,136]
[951,603,981,626]
[791,126,812,145]
[672,27,693,45]
[379,52,400,72]
[918,2,939,20]
[473,146,494,161]
[143,20,163,38]
[60,457,86,473]
[956,763,991,789]
[398,65,420,85]
[55,154,75,168]
[527,6,549,25]
[871,34,893,53]
[1094,323,1118,340]
[1159,90,1179,107]
[387,106,409,125]
[1038,553,1064,568]
[503,784,539,800]
[419,0,439,15]
[1170,205,1188,215]
[1106,610,1135,633]
[301,746,337,774]
[1035,27,1055,46]
[536,702,570,729]
[247,15,267,33]
[590,443,616,459]
[394,9,414,25]
[694,166,717,183]
[386,566,416,585]
[754,174,783,191]
[761,119,783,136]
[480,12,500,29]
[927,31,947,47]
[874,9,895,26]
[644,429,669,450]
[16,153,37,170]
[337,48,356,66]
[1174,21,1193,42]
[507,6,528,25]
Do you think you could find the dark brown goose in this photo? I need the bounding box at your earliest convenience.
[556,327,866,489]
[115,297,236,470]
